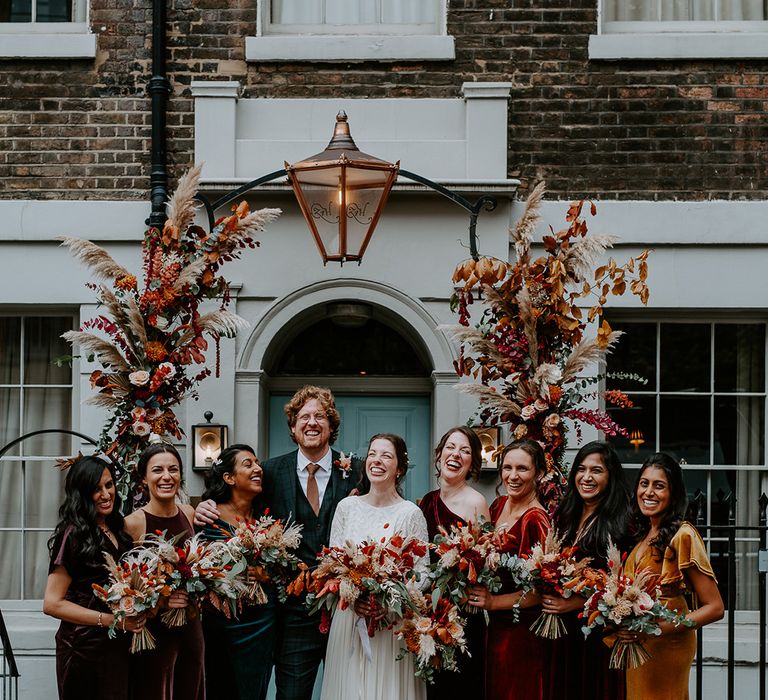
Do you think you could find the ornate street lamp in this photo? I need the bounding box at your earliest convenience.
[191,411,228,471]
[195,113,497,265]
[286,111,400,265]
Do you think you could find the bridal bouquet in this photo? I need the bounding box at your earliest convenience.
[582,540,694,668]
[395,586,469,684]
[145,531,242,626]
[525,529,591,639]
[429,519,506,616]
[219,515,304,604]
[92,549,162,653]
[302,529,427,638]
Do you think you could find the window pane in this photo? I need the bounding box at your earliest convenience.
[271,0,322,24]
[714,323,765,393]
[0,317,21,384]
[35,0,71,21]
[714,396,765,465]
[23,388,72,455]
[660,323,710,392]
[605,0,657,21]
[326,0,377,24]
[24,317,72,385]
[660,396,710,464]
[2,0,32,22]
[25,531,53,599]
[719,0,766,20]
[662,0,715,20]
[25,462,65,528]
[0,388,21,456]
[0,532,22,598]
[382,0,437,24]
[0,461,22,527]
[607,394,657,465]
[681,468,709,520]
[606,322,656,391]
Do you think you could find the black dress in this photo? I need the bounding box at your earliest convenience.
[49,526,131,700]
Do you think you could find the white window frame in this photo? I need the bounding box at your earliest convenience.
[606,315,768,616]
[0,312,77,605]
[0,0,96,59]
[246,0,455,62]
[590,1,768,59]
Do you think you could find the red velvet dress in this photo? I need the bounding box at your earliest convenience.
[419,490,486,700]
[486,497,551,700]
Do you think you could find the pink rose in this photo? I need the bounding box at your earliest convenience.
[128,370,150,387]
[132,422,151,437]
[131,407,147,421]
[521,404,537,421]
[544,413,561,429]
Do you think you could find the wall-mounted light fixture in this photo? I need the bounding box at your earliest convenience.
[473,426,501,470]
[192,411,228,471]
[629,429,645,452]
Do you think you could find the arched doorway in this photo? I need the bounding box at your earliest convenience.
[263,301,433,502]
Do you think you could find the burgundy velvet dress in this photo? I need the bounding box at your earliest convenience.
[132,509,205,700]
[419,489,486,700]
[49,526,131,700]
[486,497,550,700]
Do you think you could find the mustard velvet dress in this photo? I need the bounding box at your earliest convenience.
[625,522,716,700]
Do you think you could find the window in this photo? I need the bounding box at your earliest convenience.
[0,0,96,59]
[0,315,74,600]
[591,0,768,59]
[606,319,767,610]
[246,0,455,62]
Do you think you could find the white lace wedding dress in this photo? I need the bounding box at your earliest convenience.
[320,496,429,700]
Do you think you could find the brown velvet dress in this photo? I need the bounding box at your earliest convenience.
[486,497,551,700]
[132,508,205,700]
[49,526,131,700]
[625,522,716,700]
[419,489,486,700]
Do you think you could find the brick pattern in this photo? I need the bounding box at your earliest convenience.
[0,0,766,200]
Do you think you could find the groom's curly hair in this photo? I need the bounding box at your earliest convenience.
[284,385,341,445]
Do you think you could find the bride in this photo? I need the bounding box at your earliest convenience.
[320,433,429,700]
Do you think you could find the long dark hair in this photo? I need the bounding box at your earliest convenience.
[202,444,260,513]
[433,426,483,480]
[631,452,688,561]
[48,456,131,566]
[554,441,630,561]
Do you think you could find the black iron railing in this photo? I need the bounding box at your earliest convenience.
[0,610,19,700]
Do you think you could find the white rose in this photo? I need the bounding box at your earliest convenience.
[128,370,150,386]
[521,404,537,421]
[131,407,147,421]
[132,421,151,437]
[533,398,549,413]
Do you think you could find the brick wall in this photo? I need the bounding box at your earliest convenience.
[1,0,765,201]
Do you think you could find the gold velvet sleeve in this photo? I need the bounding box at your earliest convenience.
[659,521,717,588]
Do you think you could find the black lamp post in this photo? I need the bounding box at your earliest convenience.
[195,112,498,264]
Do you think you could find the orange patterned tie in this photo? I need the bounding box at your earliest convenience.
[306,463,321,516]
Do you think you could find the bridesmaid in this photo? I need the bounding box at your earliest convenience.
[622,453,723,699]
[198,444,276,700]
[418,426,490,700]
[44,455,142,700]
[540,441,630,700]
[124,443,204,700]
[467,439,550,700]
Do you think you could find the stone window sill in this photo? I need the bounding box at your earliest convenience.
[589,32,768,60]
[245,35,455,62]
[0,30,96,59]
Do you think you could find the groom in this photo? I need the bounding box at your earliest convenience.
[262,385,362,700]
[196,385,361,700]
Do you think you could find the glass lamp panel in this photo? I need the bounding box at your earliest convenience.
[659,395,711,464]
[345,182,387,258]
[714,323,765,393]
[296,182,341,258]
[660,323,711,392]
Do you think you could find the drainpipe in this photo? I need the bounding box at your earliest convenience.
[146,0,171,228]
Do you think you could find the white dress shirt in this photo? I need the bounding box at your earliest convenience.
[296,448,333,505]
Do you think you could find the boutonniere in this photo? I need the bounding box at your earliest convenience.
[333,452,354,479]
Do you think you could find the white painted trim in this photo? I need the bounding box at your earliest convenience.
[0,201,148,241]
[461,83,513,99]
[245,35,455,62]
[190,81,240,99]
[238,278,456,374]
[589,32,768,59]
[0,31,96,59]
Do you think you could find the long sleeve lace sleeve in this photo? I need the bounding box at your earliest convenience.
[329,497,349,548]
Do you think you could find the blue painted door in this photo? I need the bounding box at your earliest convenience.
[268,394,432,503]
